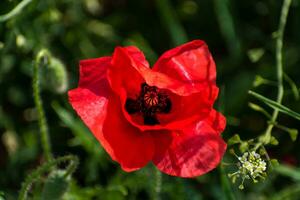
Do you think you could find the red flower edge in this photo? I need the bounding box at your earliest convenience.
[68,40,227,177]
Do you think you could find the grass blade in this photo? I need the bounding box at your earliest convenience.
[249,90,300,121]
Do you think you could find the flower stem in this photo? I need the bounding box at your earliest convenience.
[33,50,53,162]
[18,155,79,200]
[154,169,162,200]
[0,0,33,22]
[262,0,292,144]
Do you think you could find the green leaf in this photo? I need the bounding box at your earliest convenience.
[275,164,300,182]
[227,134,241,146]
[249,90,300,121]
[41,170,69,200]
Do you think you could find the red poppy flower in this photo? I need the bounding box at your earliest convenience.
[68,40,226,177]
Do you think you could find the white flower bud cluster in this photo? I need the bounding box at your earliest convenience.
[238,151,267,179]
[229,151,267,189]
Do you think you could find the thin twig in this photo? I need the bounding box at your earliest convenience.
[154,169,162,200]
[0,0,33,22]
[262,0,292,144]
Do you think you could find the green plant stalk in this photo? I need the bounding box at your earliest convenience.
[262,0,292,144]
[0,0,33,22]
[154,169,162,200]
[33,53,52,161]
[18,155,79,200]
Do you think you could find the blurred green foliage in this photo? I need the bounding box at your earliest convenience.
[0,0,300,199]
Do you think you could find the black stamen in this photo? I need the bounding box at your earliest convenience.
[144,114,160,125]
[125,83,172,125]
[125,98,139,114]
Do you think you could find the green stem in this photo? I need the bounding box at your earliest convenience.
[154,169,162,200]
[0,0,33,23]
[262,0,292,144]
[33,50,53,161]
[18,155,79,200]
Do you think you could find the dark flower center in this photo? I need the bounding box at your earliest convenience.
[125,83,172,125]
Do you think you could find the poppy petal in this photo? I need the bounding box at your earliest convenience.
[153,110,227,177]
[108,47,146,98]
[68,88,113,157]
[102,94,155,171]
[68,57,114,159]
[153,40,216,85]
[78,57,111,94]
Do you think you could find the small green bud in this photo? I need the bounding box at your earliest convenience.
[270,136,279,145]
[288,129,298,142]
[270,159,279,167]
[36,49,51,66]
[247,48,265,63]
[253,75,265,87]
[228,134,241,146]
[49,58,68,93]
[41,57,68,94]
[229,148,236,155]
[239,142,249,153]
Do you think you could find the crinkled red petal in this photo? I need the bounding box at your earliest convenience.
[68,88,114,158]
[78,57,111,94]
[153,40,216,85]
[68,57,115,159]
[153,110,227,178]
